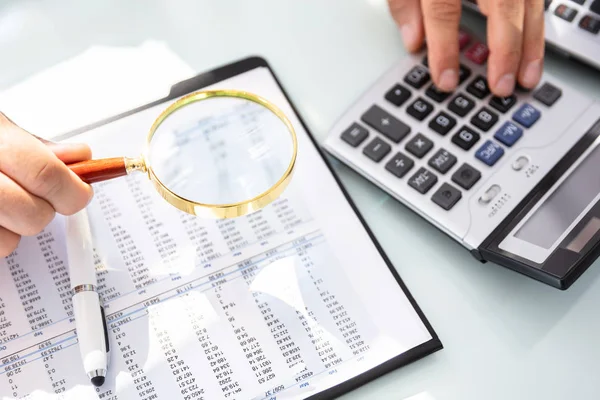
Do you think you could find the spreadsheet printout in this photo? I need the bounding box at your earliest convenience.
[0,66,434,399]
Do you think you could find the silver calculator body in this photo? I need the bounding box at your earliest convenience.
[323,31,600,289]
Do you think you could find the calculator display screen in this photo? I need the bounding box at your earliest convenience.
[515,143,600,249]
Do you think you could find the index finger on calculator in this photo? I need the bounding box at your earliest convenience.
[388,0,426,52]
[518,0,545,89]
[421,0,462,92]
[486,0,525,96]
[0,114,93,216]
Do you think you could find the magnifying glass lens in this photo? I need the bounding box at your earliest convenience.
[148,96,294,206]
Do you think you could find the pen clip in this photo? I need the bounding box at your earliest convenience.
[100,305,111,366]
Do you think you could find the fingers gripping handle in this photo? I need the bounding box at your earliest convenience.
[68,158,128,184]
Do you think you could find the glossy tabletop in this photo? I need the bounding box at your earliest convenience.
[1,1,599,399]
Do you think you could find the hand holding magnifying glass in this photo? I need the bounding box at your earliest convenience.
[67,90,298,219]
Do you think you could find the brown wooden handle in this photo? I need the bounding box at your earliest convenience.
[68,158,128,184]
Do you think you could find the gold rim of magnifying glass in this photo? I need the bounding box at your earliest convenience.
[140,89,298,219]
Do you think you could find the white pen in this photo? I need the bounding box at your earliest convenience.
[66,209,110,387]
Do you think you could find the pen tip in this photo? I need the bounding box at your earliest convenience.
[91,376,105,387]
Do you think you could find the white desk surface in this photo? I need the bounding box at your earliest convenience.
[1,1,599,399]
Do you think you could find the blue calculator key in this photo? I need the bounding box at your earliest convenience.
[494,121,523,147]
[513,103,541,128]
[475,140,505,166]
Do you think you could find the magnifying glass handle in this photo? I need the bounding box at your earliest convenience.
[67,158,129,184]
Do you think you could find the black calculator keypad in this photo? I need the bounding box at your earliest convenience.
[451,126,480,150]
[451,163,481,190]
[337,40,563,216]
[407,97,434,120]
[361,105,411,143]
[429,111,457,136]
[408,167,438,194]
[470,107,498,131]
[466,75,491,99]
[448,93,475,117]
[404,65,430,89]
[341,123,369,147]
[489,95,517,113]
[385,152,414,178]
[385,84,412,107]
[425,84,452,103]
[363,137,391,162]
[431,183,462,210]
[405,133,434,158]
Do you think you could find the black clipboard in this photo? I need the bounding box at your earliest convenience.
[56,56,443,400]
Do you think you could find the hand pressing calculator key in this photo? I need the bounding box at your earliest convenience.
[324,28,600,290]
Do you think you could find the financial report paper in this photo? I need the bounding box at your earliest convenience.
[0,66,434,399]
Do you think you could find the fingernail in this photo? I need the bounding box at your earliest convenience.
[438,69,458,92]
[521,60,542,88]
[401,24,417,50]
[495,73,516,96]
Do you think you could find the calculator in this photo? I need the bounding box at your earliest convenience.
[463,0,600,70]
[323,29,600,290]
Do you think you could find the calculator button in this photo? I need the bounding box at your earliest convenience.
[429,111,457,136]
[362,137,391,162]
[479,184,501,204]
[592,0,600,14]
[425,84,452,103]
[459,64,472,84]
[489,95,517,113]
[471,107,498,131]
[341,123,369,147]
[512,155,530,171]
[465,42,489,65]
[361,105,411,143]
[494,121,523,147]
[431,183,462,210]
[405,133,434,158]
[428,149,457,174]
[545,0,553,9]
[385,84,412,107]
[466,75,491,99]
[458,30,471,49]
[570,0,584,4]
[555,4,578,21]
[408,167,438,194]
[452,126,480,150]
[579,15,600,33]
[404,65,430,89]
[534,82,563,106]
[407,97,434,121]
[385,152,414,178]
[513,103,541,128]
[422,56,429,67]
[448,93,475,117]
[475,140,505,166]
[452,163,482,190]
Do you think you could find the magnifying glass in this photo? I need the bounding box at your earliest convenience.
[67,90,297,219]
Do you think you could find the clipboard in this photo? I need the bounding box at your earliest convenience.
[2,56,442,400]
